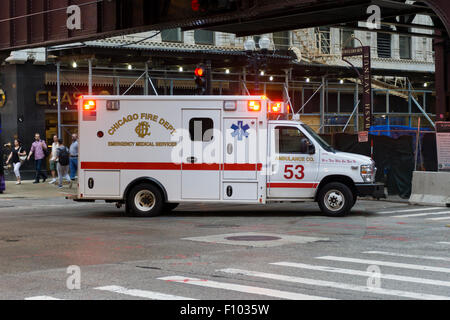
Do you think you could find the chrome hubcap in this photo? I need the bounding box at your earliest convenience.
[324,189,345,212]
[135,190,155,212]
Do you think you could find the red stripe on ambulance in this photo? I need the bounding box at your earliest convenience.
[267,183,319,189]
[81,162,262,171]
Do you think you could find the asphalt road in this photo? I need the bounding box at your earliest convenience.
[0,196,449,300]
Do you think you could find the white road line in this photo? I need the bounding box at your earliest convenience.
[94,285,196,300]
[158,275,333,300]
[271,262,450,287]
[25,296,61,300]
[377,207,440,214]
[391,211,450,218]
[218,268,450,300]
[438,242,450,245]
[426,216,450,221]
[363,251,450,262]
[317,256,450,273]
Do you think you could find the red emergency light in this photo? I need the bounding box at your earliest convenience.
[270,102,282,113]
[83,100,96,111]
[248,100,261,111]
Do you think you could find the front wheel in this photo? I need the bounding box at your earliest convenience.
[317,182,354,217]
[126,183,164,217]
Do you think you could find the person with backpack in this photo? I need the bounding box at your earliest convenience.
[56,139,72,189]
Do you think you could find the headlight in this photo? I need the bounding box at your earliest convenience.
[361,162,376,183]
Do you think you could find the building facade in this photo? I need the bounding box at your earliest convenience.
[0,19,436,178]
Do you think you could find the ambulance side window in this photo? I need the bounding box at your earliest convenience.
[275,126,310,154]
[189,118,214,142]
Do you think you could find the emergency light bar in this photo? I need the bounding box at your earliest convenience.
[269,101,284,114]
[83,100,96,111]
[248,100,261,111]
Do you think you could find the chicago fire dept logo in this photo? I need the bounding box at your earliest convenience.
[135,121,151,138]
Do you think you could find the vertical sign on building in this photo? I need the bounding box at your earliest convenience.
[362,46,372,131]
[436,122,450,171]
[342,46,372,132]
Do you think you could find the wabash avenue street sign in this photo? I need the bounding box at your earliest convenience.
[342,46,372,132]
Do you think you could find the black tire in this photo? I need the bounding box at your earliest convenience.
[317,182,354,217]
[164,202,179,211]
[126,183,164,217]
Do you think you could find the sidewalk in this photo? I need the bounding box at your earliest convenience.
[0,180,77,199]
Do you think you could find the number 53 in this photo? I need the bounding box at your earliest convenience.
[284,165,305,180]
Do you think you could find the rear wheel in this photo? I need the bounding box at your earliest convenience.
[317,182,353,217]
[126,183,164,217]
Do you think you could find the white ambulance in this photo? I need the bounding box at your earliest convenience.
[75,95,384,217]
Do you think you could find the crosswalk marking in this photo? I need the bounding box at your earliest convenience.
[363,251,450,262]
[218,268,450,300]
[390,211,450,218]
[317,256,450,273]
[377,207,439,214]
[94,285,196,300]
[25,296,61,300]
[158,275,333,300]
[271,262,450,287]
[425,216,450,221]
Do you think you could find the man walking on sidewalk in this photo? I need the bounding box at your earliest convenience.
[69,133,78,181]
[56,139,72,189]
[27,133,48,184]
[49,135,59,184]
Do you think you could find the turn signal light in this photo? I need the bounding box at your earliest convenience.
[83,100,96,111]
[248,100,261,111]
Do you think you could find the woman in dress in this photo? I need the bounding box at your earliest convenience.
[5,139,27,185]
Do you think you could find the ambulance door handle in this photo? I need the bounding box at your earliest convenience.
[227,143,233,155]
[187,156,197,163]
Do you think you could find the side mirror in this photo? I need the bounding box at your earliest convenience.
[308,144,316,155]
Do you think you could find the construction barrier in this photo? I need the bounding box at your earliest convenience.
[409,171,450,207]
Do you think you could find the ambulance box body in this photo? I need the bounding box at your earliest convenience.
[76,95,384,217]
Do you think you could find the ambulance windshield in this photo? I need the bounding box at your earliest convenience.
[301,124,335,153]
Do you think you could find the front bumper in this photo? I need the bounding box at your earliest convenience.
[355,183,386,199]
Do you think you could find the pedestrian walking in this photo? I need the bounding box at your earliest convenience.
[56,139,72,189]
[49,135,59,184]
[0,143,5,193]
[69,133,79,181]
[27,133,48,184]
[5,139,26,185]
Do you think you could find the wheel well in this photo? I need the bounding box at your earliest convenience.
[123,177,168,202]
[315,175,356,201]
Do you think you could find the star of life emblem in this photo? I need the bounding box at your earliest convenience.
[231,121,250,141]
